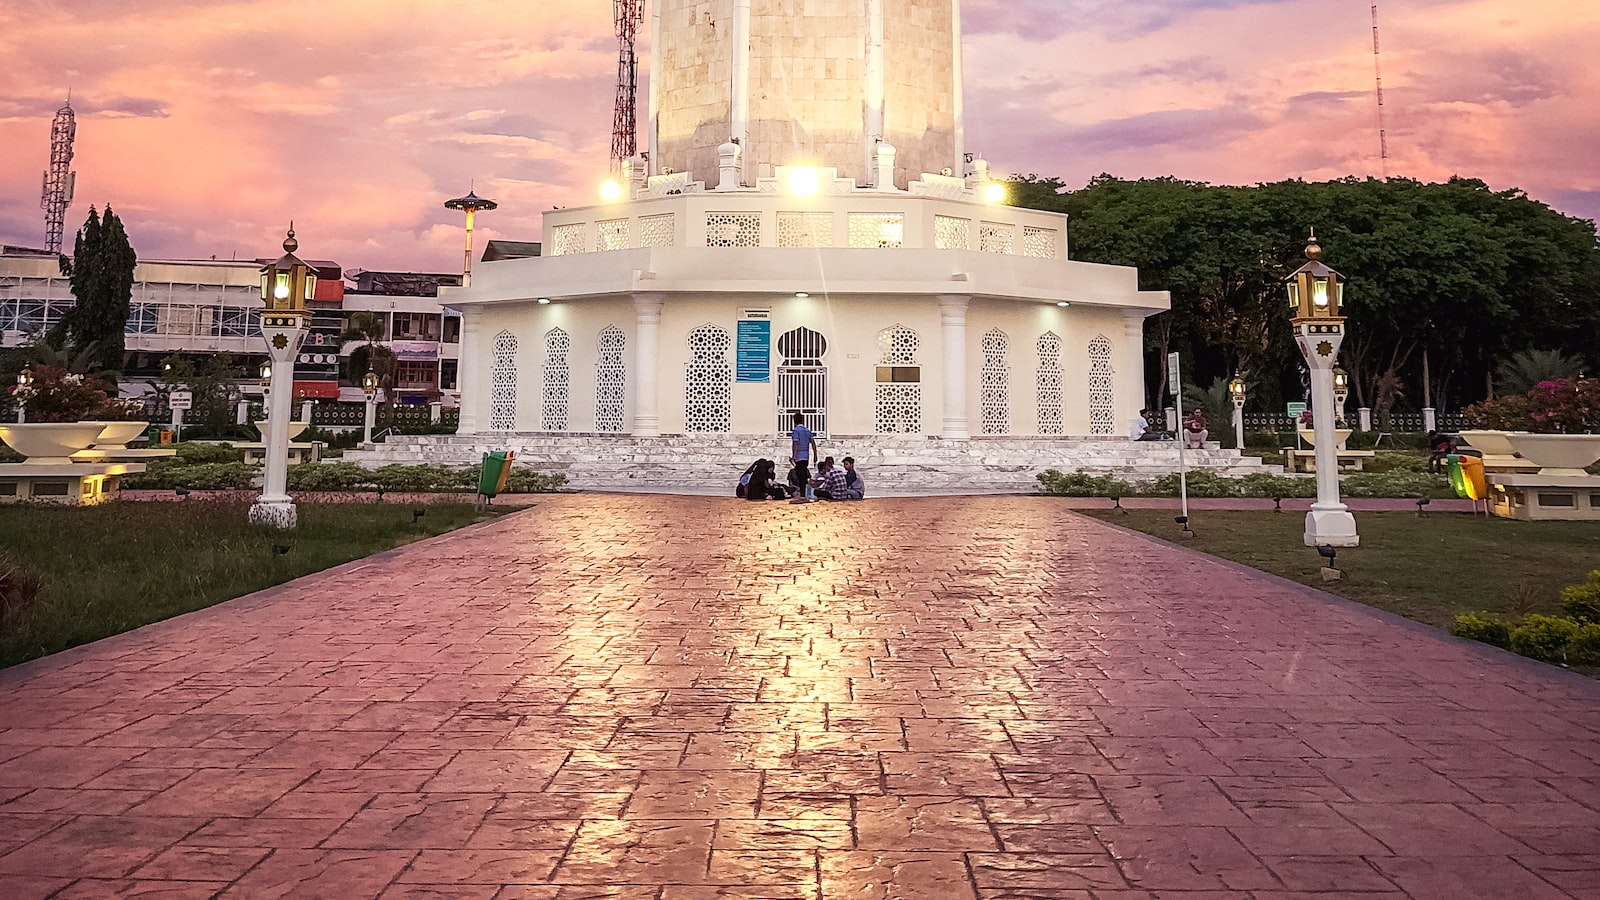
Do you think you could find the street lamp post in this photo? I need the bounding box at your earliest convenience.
[1228,376,1246,450]
[250,227,317,529]
[362,370,379,444]
[15,368,32,423]
[1287,230,1358,548]
[1332,367,1350,427]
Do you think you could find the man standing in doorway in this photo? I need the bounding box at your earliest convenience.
[790,411,818,492]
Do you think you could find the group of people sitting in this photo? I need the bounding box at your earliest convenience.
[737,455,865,502]
[1131,407,1211,450]
[737,411,866,502]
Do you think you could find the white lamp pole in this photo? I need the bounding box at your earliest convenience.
[1288,231,1358,548]
[15,369,31,423]
[362,370,379,444]
[250,226,317,529]
[1228,376,1246,450]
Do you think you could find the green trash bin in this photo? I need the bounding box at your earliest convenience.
[478,450,515,500]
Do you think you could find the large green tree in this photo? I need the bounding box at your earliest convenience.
[53,206,138,375]
[1012,175,1600,415]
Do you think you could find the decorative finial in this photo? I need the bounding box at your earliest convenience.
[283,221,298,254]
[1305,228,1322,261]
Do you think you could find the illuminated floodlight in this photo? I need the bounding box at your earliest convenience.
[600,180,624,202]
[983,181,1008,204]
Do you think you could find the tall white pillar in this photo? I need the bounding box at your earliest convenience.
[1298,325,1359,548]
[864,0,886,184]
[633,293,665,437]
[1124,316,1146,425]
[938,294,970,440]
[456,307,482,434]
[730,0,752,182]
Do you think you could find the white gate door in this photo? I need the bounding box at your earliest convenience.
[776,326,828,437]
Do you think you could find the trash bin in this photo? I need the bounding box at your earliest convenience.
[478,450,515,500]
[1448,454,1487,501]
[146,424,174,446]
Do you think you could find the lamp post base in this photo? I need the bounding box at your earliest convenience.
[1305,504,1359,548]
[249,497,298,530]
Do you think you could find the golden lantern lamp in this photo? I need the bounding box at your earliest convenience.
[259,225,318,312]
[1284,229,1345,323]
[1228,376,1246,406]
[1333,367,1350,403]
[363,369,380,399]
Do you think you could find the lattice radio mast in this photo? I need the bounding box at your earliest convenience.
[611,0,646,176]
[1371,3,1390,179]
[40,97,78,254]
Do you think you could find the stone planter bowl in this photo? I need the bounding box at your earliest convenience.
[84,421,151,449]
[1297,428,1353,450]
[258,421,311,441]
[0,422,109,464]
[1503,434,1600,477]
[1458,430,1523,458]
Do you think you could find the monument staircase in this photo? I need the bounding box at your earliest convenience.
[342,433,1284,496]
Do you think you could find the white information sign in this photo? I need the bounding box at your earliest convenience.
[168,391,193,411]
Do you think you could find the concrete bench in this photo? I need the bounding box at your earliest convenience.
[1282,448,1377,473]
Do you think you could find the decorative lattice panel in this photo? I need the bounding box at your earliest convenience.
[640,214,676,247]
[1089,334,1115,436]
[490,330,519,431]
[875,384,922,434]
[1023,226,1058,259]
[550,223,588,257]
[685,324,733,433]
[850,213,905,248]
[878,324,920,366]
[935,215,971,250]
[981,328,1009,435]
[595,326,627,433]
[597,218,630,251]
[1036,331,1064,435]
[541,327,571,431]
[980,222,1015,254]
[706,212,761,247]
[778,212,833,248]
[875,325,921,434]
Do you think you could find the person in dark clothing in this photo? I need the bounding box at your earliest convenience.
[745,459,787,500]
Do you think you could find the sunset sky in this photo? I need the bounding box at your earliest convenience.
[1,0,1595,272]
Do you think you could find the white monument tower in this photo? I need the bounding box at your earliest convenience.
[364,1,1206,491]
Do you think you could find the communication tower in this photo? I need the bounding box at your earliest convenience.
[40,99,78,254]
[1372,3,1389,179]
[611,0,646,175]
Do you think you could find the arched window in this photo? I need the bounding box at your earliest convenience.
[776,327,828,436]
[490,330,519,431]
[685,324,733,433]
[595,326,626,433]
[1036,332,1064,435]
[1088,335,1115,436]
[980,328,1009,435]
[875,324,921,434]
[541,327,571,431]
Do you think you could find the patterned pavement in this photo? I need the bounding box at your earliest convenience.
[1,495,1598,899]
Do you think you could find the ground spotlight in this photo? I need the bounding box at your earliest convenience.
[413,508,427,524]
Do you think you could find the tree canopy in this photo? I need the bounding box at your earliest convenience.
[1011,175,1600,415]
[53,206,138,375]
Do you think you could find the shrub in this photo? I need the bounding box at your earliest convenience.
[1508,614,1581,663]
[1569,623,1600,666]
[175,442,244,464]
[287,462,373,492]
[1037,469,1135,497]
[1340,472,1450,498]
[369,464,456,494]
[123,459,255,490]
[503,466,567,493]
[1141,471,1242,498]
[1450,612,1511,649]
[1238,473,1317,499]
[1362,452,1429,474]
[0,554,45,634]
[1558,570,1600,624]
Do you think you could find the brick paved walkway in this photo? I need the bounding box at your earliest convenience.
[2,496,1598,899]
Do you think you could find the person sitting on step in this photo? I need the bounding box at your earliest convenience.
[839,457,865,500]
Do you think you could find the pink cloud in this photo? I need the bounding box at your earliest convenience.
[0,0,1595,273]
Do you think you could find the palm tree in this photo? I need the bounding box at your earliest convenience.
[1496,349,1584,396]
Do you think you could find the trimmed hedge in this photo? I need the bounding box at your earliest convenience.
[1449,612,1510,649]
[1036,468,1451,499]
[124,459,565,494]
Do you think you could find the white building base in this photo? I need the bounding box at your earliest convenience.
[249,497,298,529]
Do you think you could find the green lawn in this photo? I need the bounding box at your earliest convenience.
[1082,508,1600,630]
[0,500,511,669]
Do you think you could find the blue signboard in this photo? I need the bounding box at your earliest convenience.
[737,320,771,383]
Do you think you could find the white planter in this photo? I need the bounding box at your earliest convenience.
[258,421,312,442]
[1503,434,1600,477]
[0,423,109,464]
[84,421,151,449]
[1459,430,1522,458]
[1297,428,1353,450]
